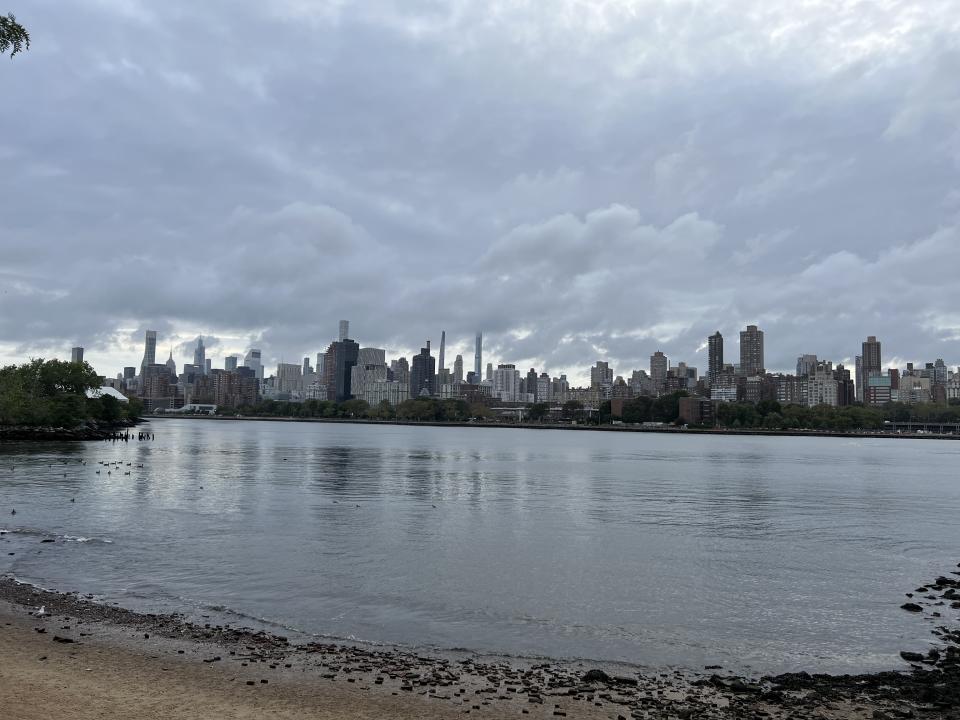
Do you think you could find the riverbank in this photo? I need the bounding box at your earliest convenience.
[2,571,958,719]
[0,420,141,443]
[148,413,960,441]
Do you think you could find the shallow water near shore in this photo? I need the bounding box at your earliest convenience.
[1,418,958,674]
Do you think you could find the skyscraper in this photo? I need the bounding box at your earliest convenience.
[165,349,177,376]
[438,330,446,373]
[707,332,723,386]
[193,337,206,374]
[474,332,482,381]
[322,338,360,402]
[410,343,436,397]
[339,320,350,342]
[739,325,765,375]
[796,354,818,378]
[225,355,238,372]
[862,336,882,377]
[526,368,539,400]
[486,362,493,382]
[244,349,263,381]
[855,355,864,402]
[453,355,464,384]
[71,347,84,364]
[650,351,668,393]
[141,330,157,374]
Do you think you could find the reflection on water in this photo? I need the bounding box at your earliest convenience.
[1,420,959,674]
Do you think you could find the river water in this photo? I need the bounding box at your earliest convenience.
[1,419,958,673]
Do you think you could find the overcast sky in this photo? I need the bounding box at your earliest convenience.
[2,0,959,383]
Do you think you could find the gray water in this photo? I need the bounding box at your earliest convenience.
[1,419,958,674]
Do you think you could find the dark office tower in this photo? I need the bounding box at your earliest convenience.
[123,367,136,380]
[862,336,882,378]
[707,332,723,385]
[410,343,436,398]
[739,325,765,376]
[475,333,482,380]
[526,368,538,400]
[322,338,360,402]
[439,331,446,374]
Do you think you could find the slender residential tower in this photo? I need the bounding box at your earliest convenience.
[474,332,482,381]
[439,330,446,373]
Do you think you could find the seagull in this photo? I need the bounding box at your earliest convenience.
[36,605,48,617]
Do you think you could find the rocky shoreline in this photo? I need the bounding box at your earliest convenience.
[2,568,958,719]
[0,420,142,443]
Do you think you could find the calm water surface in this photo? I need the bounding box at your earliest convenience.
[1,419,958,673]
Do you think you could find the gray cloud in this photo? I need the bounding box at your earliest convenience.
[2,0,959,383]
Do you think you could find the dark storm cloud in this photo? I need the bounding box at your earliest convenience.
[1,0,959,382]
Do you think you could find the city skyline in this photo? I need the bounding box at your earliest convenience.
[46,321,960,395]
[3,3,960,389]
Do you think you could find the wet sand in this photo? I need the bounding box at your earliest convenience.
[1,572,959,720]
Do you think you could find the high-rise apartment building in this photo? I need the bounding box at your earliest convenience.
[739,325,764,375]
[390,357,410,387]
[650,351,668,394]
[493,364,520,402]
[71,347,84,364]
[862,336,882,377]
[590,361,613,389]
[486,363,493,382]
[707,332,723,386]
[339,320,350,342]
[806,361,838,407]
[438,331,446,374]
[358,347,386,367]
[225,355,239,372]
[276,363,302,395]
[474,333,482,382]
[855,355,864,402]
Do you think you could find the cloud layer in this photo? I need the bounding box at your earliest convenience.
[2,0,959,383]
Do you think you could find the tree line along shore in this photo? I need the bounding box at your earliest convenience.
[158,394,960,436]
[0,359,142,439]
[3,358,959,440]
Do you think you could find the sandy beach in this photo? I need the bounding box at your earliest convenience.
[2,573,959,720]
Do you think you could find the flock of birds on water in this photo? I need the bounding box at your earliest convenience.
[1,451,419,516]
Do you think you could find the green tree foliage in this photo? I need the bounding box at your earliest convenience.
[527,402,551,422]
[0,358,125,427]
[619,392,688,425]
[1,13,29,57]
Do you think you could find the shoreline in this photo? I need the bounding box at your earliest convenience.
[2,572,958,719]
[147,413,960,441]
[0,420,141,443]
